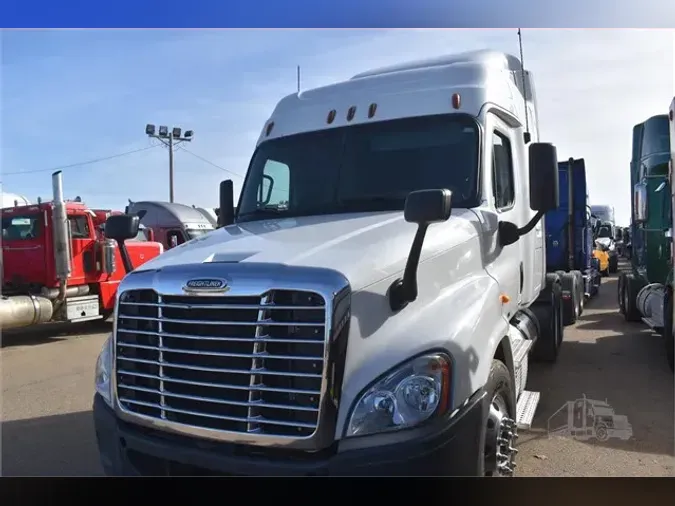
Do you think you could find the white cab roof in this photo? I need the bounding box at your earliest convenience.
[257,50,536,145]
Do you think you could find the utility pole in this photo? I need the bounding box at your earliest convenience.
[145,124,194,202]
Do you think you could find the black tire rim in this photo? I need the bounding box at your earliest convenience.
[596,425,609,442]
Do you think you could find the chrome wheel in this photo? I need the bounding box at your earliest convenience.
[484,391,518,476]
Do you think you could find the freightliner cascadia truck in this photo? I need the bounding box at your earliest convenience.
[665,97,675,372]
[619,113,672,347]
[544,157,601,326]
[93,50,565,476]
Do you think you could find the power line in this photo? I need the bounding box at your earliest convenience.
[2,143,244,182]
[2,145,158,176]
[177,146,244,178]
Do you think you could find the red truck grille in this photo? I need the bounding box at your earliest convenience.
[114,288,327,438]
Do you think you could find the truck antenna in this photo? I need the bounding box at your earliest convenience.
[517,28,531,144]
[297,65,301,94]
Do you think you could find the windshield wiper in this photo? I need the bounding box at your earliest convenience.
[237,206,287,219]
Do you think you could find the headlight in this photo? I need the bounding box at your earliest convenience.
[95,334,113,408]
[345,353,451,438]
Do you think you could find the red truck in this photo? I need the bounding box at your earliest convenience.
[0,171,163,331]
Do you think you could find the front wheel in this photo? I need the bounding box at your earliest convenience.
[483,359,517,477]
[618,272,626,314]
[560,272,579,326]
[609,256,619,274]
[532,275,564,363]
[623,274,643,322]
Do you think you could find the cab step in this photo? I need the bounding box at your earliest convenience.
[641,317,663,331]
[516,390,540,430]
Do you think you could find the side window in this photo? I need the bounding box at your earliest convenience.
[492,130,515,210]
[167,230,185,249]
[259,160,290,209]
[68,216,91,239]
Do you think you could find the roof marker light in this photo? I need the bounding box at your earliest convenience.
[327,110,336,124]
[265,121,275,137]
[451,93,461,110]
[368,103,377,118]
[347,106,356,121]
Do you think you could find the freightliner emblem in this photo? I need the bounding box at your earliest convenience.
[182,278,230,293]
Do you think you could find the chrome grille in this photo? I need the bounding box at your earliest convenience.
[114,288,327,438]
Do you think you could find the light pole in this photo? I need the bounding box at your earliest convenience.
[145,124,194,203]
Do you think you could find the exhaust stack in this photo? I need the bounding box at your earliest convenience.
[52,170,71,281]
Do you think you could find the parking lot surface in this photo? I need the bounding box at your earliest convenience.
[1,270,673,476]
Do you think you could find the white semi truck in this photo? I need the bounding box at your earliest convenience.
[93,50,565,476]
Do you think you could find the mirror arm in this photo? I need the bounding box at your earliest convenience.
[115,239,134,273]
[388,223,429,312]
[516,210,545,236]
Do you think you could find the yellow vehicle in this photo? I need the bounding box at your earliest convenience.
[593,245,610,276]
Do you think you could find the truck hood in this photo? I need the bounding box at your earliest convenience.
[595,237,613,248]
[136,210,480,290]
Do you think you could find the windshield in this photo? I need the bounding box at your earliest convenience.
[597,226,612,238]
[187,228,212,240]
[642,115,670,156]
[237,114,480,221]
[2,214,41,241]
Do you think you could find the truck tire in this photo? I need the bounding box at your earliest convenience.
[560,272,578,326]
[618,272,626,314]
[483,359,517,477]
[609,255,618,274]
[531,274,563,363]
[571,270,584,316]
[622,273,642,323]
[663,289,674,373]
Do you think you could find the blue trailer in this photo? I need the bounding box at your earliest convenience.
[545,157,601,325]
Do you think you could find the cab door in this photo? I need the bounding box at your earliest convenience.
[67,213,95,284]
[1,211,48,287]
[483,112,522,316]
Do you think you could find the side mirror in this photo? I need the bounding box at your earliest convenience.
[105,214,140,241]
[388,189,453,312]
[403,188,453,224]
[104,214,139,273]
[218,180,235,228]
[634,182,648,223]
[528,142,559,212]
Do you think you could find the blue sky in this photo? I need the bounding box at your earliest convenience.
[1,29,673,225]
